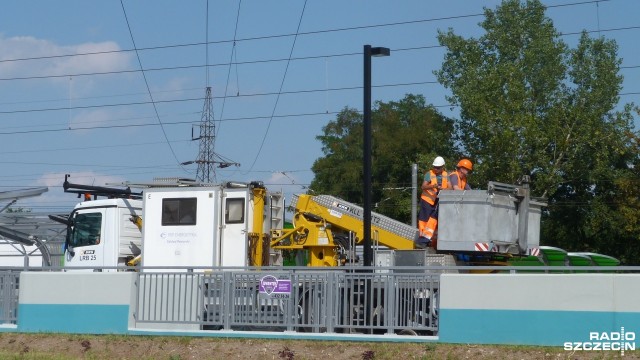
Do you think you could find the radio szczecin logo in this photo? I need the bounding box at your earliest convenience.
[564,327,636,355]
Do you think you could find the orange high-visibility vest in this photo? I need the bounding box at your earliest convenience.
[452,170,467,190]
[421,170,448,205]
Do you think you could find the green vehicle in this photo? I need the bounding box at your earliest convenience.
[566,253,595,266]
[577,252,620,266]
[539,246,569,266]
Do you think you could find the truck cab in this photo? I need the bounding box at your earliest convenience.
[64,198,142,271]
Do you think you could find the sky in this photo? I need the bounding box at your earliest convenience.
[0,0,638,214]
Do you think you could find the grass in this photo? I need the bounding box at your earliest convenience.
[0,333,636,360]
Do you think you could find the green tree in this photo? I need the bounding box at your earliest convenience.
[310,94,456,223]
[436,0,639,263]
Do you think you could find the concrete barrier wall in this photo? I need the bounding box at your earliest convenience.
[13,271,640,347]
[18,272,137,334]
[439,274,640,346]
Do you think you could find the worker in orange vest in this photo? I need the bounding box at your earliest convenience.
[418,156,450,247]
[449,159,473,190]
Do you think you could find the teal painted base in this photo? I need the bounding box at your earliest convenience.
[439,309,640,346]
[18,304,129,334]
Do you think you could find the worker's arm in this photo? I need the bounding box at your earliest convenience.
[449,174,461,190]
[422,180,444,191]
[444,173,453,190]
[421,180,438,191]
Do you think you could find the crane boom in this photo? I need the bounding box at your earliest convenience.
[271,194,418,266]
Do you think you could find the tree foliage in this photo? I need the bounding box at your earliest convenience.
[436,0,639,263]
[310,94,456,223]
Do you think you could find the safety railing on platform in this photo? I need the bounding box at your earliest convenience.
[2,265,639,335]
[0,271,20,324]
[134,268,440,335]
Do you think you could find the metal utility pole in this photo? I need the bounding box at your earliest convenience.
[363,45,390,268]
[183,87,238,183]
[196,86,216,183]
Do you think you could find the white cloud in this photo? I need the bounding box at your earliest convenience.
[265,171,292,186]
[263,171,308,205]
[0,173,96,213]
[23,171,134,212]
[0,34,131,79]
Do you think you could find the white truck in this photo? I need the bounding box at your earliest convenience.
[62,175,143,270]
[62,176,284,271]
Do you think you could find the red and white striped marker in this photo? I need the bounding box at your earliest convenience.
[475,242,490,251]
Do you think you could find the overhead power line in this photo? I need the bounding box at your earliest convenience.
[4,85,637,136]
[217,0,243,138]
[0,80,439,115]
[3,76,638,118]
[248,0,308,172]
[0,13,484,64]
[0,0,615,66]
[2,22,639,84]
[120,0,186,171]
[0,110,343,135]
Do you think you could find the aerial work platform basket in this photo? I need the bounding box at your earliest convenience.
[437,177,546,255]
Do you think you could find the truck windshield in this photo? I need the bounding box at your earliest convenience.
[70,212,102,247]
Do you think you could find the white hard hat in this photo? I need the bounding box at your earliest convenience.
[432,156,445,167]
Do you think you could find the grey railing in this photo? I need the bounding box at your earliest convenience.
[3,265,639,334]
[0,271,20,324]
[134,268,440,335]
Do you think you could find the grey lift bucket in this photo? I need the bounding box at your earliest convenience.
[436,179,545,255]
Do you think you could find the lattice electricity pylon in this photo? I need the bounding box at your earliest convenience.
[182,86,239,183]
[196,86,216,183]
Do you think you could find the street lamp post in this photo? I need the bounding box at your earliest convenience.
[363,45,390,268]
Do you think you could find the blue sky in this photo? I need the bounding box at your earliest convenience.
[1,0,638,213]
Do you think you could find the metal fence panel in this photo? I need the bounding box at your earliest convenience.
[135,269,440,335]
[136,273,203,323]
[0,272,20,324]
[330,272,438,334]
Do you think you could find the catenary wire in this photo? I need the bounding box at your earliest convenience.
[119,0,187,171]
[3,23,640,84]
[0,0,611,65]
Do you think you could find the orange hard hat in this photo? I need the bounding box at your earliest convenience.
[457,159,473,171]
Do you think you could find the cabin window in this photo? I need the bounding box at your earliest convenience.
[70,212,102,247]
[226,198,244,224]
[162,198,197,226]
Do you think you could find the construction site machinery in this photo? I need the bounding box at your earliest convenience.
[437,177,546,256]
[61,173,548,271]
[60,175,143,270]
[65,177,285,271]
[271,177,546,268]
[59,175,623,335]
[271,194,420,267]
